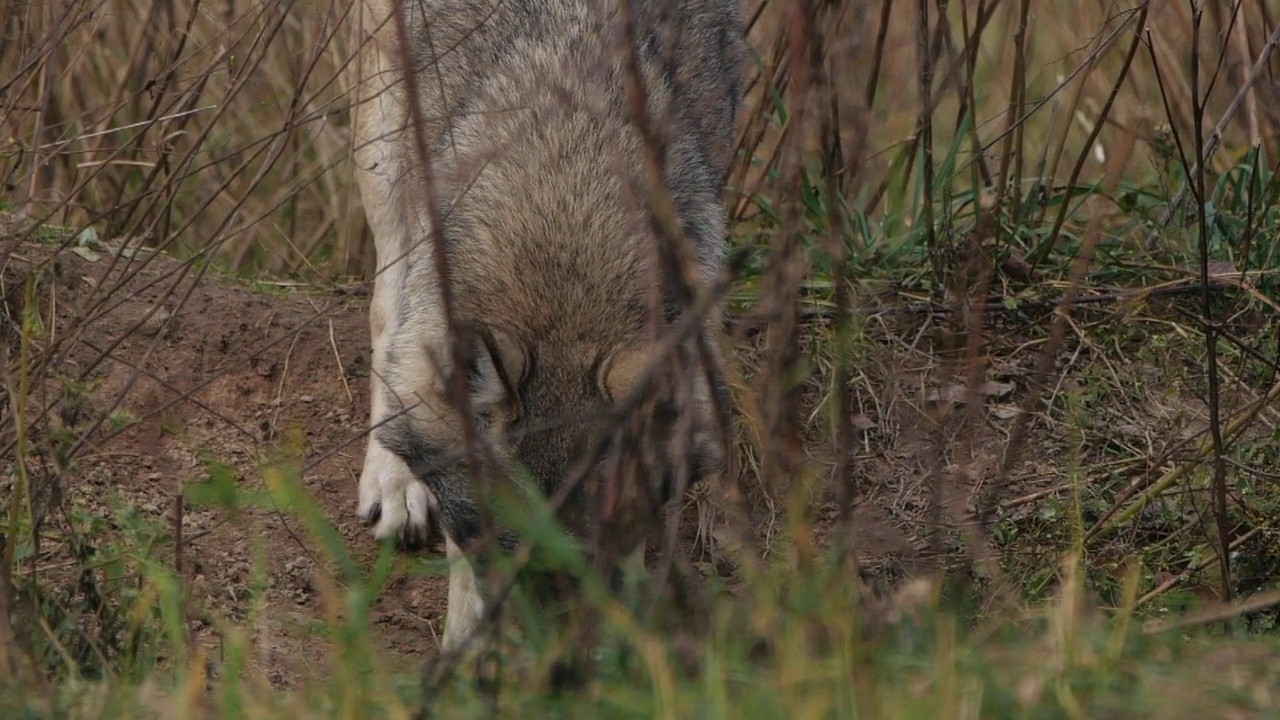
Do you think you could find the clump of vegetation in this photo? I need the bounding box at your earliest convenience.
[4,0,1280,717]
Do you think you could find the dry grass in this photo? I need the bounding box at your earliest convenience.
[3,0,367,278]
[5,2,1279,278]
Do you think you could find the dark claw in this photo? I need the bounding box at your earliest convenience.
[397,514,445,554]
[397,521,428,552]
[362,501,382,527]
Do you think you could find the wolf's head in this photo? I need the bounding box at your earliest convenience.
[377,98,730,555]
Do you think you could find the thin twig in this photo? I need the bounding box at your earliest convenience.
[327,317,354,404]
[1188,0,1233,604]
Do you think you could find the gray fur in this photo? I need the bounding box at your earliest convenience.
[348,0,745,652]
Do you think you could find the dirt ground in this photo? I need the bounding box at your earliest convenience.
[2,240,447,684]
[1,237,1049,688]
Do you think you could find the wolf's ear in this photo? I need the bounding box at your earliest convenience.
[600,344,655,403]
[469,327,527,408]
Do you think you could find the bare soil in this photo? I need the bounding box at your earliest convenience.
[4,240,448,685]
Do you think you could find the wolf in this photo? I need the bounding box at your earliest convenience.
[346,0,745,653]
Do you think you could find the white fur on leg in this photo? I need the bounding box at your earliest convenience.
[357,287,439,543]
[356,436,435,541]
[356,342,435,543]
[442,537,486,653]
[404,479,433,534]
[357,435,393,522]
[350,18,441,544]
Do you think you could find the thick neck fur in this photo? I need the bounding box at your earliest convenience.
[420,23,671,347]
[394,0,730,347]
